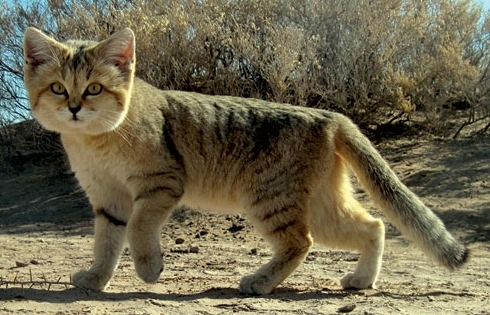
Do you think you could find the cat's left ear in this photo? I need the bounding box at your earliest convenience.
[97,28,135,71]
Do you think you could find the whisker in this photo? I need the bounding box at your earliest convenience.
[96,109,141,146]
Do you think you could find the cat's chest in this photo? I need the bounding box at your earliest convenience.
[62,136,144,186]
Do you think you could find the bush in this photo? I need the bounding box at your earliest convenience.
[1,0,490,138]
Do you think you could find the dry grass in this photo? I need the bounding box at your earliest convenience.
[0,269,77,292]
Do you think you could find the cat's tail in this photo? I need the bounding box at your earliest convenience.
[333,113,469,270]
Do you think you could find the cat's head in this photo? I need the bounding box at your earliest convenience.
[23,28,135,136]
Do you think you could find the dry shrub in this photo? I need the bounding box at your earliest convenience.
[1,0,490,141]
[0,120,63,174]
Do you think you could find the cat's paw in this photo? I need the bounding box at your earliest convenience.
[239,273,275,295]
[72,269,110,291]
[340,272,375,290]
[133,251,164,283]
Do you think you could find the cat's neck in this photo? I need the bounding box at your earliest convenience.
[60,126,128,150]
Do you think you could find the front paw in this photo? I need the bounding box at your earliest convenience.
[132,251,164,283]
[72,269,110,291]
[340,272,375,290]
[239,273,275,295]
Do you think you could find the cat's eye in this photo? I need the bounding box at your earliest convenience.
[50,82,66,95]
[85,83,103,96]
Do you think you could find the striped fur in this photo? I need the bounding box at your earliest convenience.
[23,28,468,294]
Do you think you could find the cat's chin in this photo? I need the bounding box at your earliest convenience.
[34,110,125,136]
[63,121,121,136]
[35,115,120,136]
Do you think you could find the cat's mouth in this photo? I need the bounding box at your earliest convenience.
[69,104,82,122]
[69,113,84,123]
[65,113,90,127]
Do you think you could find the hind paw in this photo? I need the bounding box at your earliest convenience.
[239,273,276,295]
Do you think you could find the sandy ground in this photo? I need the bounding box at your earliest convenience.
[1,136,490,314]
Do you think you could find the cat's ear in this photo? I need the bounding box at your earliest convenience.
[97,28,135,71]
[23,27,62,67]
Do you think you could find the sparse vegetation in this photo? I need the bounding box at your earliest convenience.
[1,0,490,167]
[0,269,79,292]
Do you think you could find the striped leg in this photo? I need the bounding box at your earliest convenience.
[126,170,184,283]
[72,208,128,291]
[240,201,313,294]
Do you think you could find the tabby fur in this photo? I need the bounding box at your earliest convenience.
[23,27,468,294]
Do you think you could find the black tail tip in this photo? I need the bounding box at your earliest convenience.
[459,247,470,266]
[451,247,470,270]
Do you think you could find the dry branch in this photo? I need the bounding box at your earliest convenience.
[0,269,88,294]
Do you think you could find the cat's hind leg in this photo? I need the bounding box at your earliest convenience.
[308,153,385,290]
[240,200,313,295]
[309,188,385,290]
[336,203,385,290]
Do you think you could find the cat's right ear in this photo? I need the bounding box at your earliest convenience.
[23,27,62,67]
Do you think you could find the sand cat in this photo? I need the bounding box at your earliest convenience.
[23,27,468,295]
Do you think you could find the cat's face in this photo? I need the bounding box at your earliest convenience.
[23,28,135,135]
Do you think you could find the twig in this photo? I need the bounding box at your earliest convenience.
[452,114,490,139]
[0,270,89,295]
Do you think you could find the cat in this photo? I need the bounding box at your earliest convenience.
[22,27,468,295]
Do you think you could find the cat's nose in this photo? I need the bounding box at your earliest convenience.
[69,104,81,114]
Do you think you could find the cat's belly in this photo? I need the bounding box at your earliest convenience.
[178,189,242,213]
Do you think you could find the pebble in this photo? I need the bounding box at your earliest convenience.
[175,238,185,244]
[337,303,356,313]
[15,261,28,268]
[189,246,199,253]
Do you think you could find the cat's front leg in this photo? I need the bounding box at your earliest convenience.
[72,207,128,291]
[126,171,184,283]
[70,173,133,291]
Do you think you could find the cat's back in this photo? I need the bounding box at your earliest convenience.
[127,80,337,171]
[131,76,336,130]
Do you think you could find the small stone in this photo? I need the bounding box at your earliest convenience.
[189,246,199,253]
[30,259,40,265]
[15,261,29,268]
[228,223,245,233]
[250,248,258,255]
[175,238,185,244]
[338,303,356,313]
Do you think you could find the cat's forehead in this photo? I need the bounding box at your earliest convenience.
[58,39,99,73]
[64,39,98,51]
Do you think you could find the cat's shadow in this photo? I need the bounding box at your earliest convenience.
[0,286,365,303]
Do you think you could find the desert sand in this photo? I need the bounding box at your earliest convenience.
[1,135,489,314]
